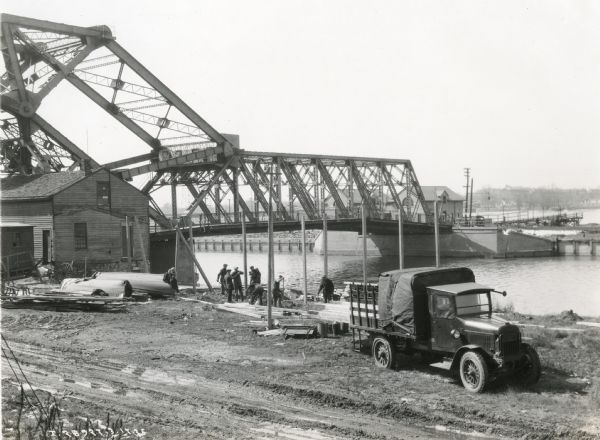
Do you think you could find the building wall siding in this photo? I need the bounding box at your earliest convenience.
[0,200,54,260]
[52,171,149,266]
[53,209,149,265]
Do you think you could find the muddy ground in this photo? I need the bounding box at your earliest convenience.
[2,296,600,439]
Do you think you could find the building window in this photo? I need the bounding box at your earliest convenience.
[74,223,88,250]
[97,181,111,207]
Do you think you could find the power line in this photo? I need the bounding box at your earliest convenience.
[1,334,49,418]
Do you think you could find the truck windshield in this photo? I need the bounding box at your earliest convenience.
[455,293,490,316]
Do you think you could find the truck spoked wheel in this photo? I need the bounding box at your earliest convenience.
[372,337,396,369]
[459,351,488,393]
[516,343,541,386]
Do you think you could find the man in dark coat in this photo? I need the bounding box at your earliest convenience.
[216,264,228,296]
[224,268,234,303]
[250,266,261,285]
[163,267,179,293]
[272,275,284,308]
[249,284,265,305]
[231,267,244,301]
[317,276,334,303]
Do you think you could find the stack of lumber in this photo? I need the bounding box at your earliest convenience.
[0,292,127,312]
[193,299,352,324]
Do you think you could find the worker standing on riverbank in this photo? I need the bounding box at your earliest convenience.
[231,267,244,301]
[216,264,228,296]
[250,266,261,285]
[317,276,334,303]
[224,268,234,303]
[272,275,283,307]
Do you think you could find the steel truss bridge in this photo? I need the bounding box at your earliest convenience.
[1,14,437,238]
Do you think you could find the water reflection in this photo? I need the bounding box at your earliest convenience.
[195,250,600,317]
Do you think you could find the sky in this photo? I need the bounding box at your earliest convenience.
[3,0,600,194]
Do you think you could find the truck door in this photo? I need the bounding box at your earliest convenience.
[430,293,458,352]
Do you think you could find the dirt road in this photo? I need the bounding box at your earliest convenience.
[2,299,599,439]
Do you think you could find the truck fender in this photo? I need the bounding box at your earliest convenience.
[450,345,489,371]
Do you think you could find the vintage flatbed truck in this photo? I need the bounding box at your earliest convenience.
[349,267,541,392]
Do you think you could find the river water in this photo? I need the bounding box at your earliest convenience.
[195,250,600,318]
[194,207,600,317]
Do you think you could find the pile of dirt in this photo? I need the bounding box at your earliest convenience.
[559,309,583,322]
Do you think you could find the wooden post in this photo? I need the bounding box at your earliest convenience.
[242,208,248,292]
[323,213,328,277]
[171,182,178,225]
[125,215,132,271]
[434,200,440,268]
[174,219,179,274]
[398,208,404,270]
[301,213,308,309]
[469,177,474,221]
[362,203,367,292]
[267,166,274,329]
[189,222,196,295]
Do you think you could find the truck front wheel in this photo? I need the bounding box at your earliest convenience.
[459,351,488,393]
[372,337,396,369]
[516,343,541,386]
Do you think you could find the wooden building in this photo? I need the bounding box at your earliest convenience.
[0,170,150,271]
[1,222,34,276]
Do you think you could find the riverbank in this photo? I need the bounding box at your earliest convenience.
[2,297,599,439]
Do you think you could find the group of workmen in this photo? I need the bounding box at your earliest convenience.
[216,263,285,305]
[216,263,335,305]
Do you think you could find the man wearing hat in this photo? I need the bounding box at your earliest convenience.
[216,263,228,296]
[224,268,234,303]
[231,266,244,301]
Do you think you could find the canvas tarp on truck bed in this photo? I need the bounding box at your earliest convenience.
[378,267,476,337]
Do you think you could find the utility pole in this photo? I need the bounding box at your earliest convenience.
[463,168,471,221]
[267,165,274,329]
[469,177,474,222]
[301,213,308,309]
[398,208,404,270]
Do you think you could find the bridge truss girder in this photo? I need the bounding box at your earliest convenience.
[146,150,430,225]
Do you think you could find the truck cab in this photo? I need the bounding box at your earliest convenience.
[349,267,541,393]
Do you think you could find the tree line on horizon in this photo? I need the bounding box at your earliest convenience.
[471,186,600,210]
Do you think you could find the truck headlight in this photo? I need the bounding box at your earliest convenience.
[451,329,461,339]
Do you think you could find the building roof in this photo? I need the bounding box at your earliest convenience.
[420,186,465,202]
[0,172,86,201]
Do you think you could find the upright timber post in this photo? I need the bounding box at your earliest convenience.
[362,203,367,292]
[434,200,440,268]
[189,222,196,296]
[241,206,248,292]
[322,213,328,277]
[267,166,274,329]
[301,213,308,309]
[398,208,404,270]
[171,181,178,225]
[125,215,132,271]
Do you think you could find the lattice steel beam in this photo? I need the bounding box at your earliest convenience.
[0,14,232,175]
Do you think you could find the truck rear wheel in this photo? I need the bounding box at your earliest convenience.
[516,343,541,386]
[372,337,396,369]
[459,351,488,393]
